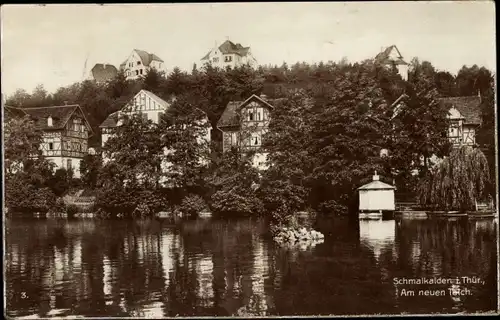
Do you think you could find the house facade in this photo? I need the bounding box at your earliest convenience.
[200,40,257,69]
[375,45,409,81]
[5,105,93,178]
[217,94,278,170]
[100,89,174,147]
[437,95,482,147]
[119,49,165,80]
[99,89,211,186]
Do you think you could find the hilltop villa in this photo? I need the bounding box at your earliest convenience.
[4,104,93,178]
[120,49,165,80]
[374,45,409,81]
[200,40,257,69]
[217,94,281,170]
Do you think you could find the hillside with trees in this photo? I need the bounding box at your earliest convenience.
[4,59,496,219]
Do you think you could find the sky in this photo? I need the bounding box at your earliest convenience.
[1,2,496,96]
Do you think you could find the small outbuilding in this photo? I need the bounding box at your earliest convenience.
[358,171,396,213]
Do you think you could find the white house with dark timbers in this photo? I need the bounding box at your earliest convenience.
[99,89,211,185]
[437,95,482,147]
[5,104,93,178]
[217,94,281,170]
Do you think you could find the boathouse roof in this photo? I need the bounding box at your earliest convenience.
[358,173,395,191]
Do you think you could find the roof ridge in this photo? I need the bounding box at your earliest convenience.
[21,105,79,109]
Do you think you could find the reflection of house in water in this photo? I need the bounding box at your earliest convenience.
[235,240,272,316]
[194,254,214,307]
[359,220,396,261]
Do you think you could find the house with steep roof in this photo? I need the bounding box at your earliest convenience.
[437,95,482,147]
[99,89,211,187]
[100,89,175,147]
[200,40,257,69]
[119,49,165,80]
[90,63,118,83]
[217,94,281,170]
[375,45,409,81]
[4,104,93,178]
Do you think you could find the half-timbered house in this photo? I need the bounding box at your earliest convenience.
[4,104,93,178]
[437,95,482,147]
[217,94,281,170]
[99,89,211,186]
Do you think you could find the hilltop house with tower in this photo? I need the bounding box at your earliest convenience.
[374,45,409,81]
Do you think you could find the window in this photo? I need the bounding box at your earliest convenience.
[136,70,139,76]
[247,111,254,121]
[67,159,72,169]
[49,142,54,150]
[225,55,233,62]
[140,69,143,75]
[213,57,219,63]
[256,109,262,121]
[251,133,261,146]
[448,125,460,137]
[47,116,53,127]
[137,61,141,65]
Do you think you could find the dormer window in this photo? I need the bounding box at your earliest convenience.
[137,61,141,65]
[47,116,53,127]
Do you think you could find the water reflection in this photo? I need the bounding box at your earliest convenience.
[5,217,498,317]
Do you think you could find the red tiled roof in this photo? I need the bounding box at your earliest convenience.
[201,40,251,60]
[91,63,118,82]
[437,96,482,125]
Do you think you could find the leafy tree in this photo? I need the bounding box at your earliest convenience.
[259,89,314,223]
[96,114,163,216]
[159,95,211,190]
[418,146,492,212]
[79,153,103,190]
[208,148,262,217]
[4,116,57,214]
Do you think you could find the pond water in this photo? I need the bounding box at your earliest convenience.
[5,216,498,317]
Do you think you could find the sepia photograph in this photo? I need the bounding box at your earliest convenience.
[1,2,498,318]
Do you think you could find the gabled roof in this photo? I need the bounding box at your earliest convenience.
[217,94,280,129]
[15,105,93,135]
[201,40,251,60]
[375,45,408,66]
[437,96,482,125]
[99,90,173,128]
[4,105,28,120]
[358,180,395,191]
[99,111,119,128]
[91,63,118,82]
[120,49,164,68]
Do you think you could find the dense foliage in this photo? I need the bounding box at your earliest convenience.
[418,146,492,212]
[4,59,496,220]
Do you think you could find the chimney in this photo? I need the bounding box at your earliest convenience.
[478,90,481,102]
[260,93,268,100]
[64,101,68,105]
[103,63,107,69]
[373,170,380,181]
